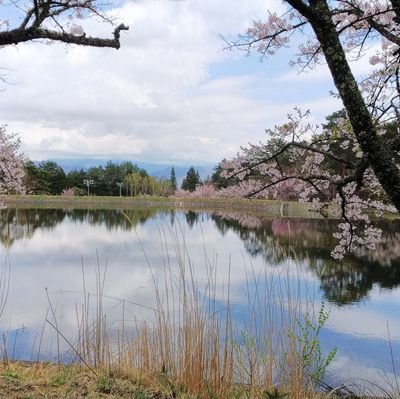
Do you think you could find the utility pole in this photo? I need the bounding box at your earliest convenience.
[117,182,123,197]
[83,179,94,196]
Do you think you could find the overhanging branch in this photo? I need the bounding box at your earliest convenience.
[0,23,129,49]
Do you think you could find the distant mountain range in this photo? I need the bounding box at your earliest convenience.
[44,158,215,184]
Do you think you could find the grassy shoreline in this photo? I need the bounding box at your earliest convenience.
[0,361,330,399]
[0,361,185,399]
[0,194,336,218]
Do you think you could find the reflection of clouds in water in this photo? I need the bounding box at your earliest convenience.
[5,208,400,305]
[1,214,251,333]
[326,302,400,340]
[0,216,314,363]
[328,353,399,395]
[0,209,399,386]
[4,257,156,327]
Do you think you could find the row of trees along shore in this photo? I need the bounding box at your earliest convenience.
[17,158,206,197]
[22,160,204,197]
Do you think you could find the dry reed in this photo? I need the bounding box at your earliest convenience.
[41,224,332,399]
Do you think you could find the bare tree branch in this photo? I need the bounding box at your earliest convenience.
[0,23,129,48]
[1,1,129,49]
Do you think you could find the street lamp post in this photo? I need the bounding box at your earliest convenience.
[83,179,94,196]
[116,182,123,197]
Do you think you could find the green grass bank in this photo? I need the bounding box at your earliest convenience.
[0,195,337,218]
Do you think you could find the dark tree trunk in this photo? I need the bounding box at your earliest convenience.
[292,0,400,212]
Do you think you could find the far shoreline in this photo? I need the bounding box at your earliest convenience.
[0,194,337,219]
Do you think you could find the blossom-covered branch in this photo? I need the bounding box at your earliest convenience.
[220,110,397,259]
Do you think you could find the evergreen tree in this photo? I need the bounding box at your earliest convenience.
[170,167,177,191]
[181,167,200,192]
[66,168,87,192]
[24,160,45,194]
[37,161,67,195]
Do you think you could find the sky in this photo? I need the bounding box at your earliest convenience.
[0,0,371,167]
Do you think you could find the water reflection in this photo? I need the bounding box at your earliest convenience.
[0,208,67,248]
[210,212,400,305]
[0,207,399,389]
[0,207,163,247]
[1,207,400,307]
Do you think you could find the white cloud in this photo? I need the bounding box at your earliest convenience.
[1,0,340,165]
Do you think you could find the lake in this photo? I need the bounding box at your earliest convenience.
[0,206,399,391]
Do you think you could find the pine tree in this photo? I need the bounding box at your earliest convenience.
[181,167,200,192]
[170,167,177,191]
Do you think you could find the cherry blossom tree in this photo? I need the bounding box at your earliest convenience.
[221,0,400,259]
[0,0,128,49]
[0,125,25,204]
[221,110,398,259]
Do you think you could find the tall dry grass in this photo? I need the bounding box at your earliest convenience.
[42,225,333,399]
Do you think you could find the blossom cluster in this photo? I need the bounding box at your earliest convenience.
[216,111,396,260]
[61,187,76,196]
[0,126,25,201]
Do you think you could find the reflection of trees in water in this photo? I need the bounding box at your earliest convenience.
[211,212,400,306]
[212,213,334,263]
[317,259,400,306]
[3,207,400,306]
[0,208,66,247]
[185,211,199,228]
[183,211,211,229]
[0,207,164,248]
[68,208,160,231]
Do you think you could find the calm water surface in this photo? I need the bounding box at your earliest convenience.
[0,207,399,388]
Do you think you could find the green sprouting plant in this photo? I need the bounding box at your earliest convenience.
[50,370,69,386]
[96,375,114,394]
[289,302,337,386]
[233,330,259,386]
[1,368,20,381]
